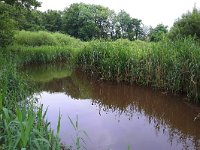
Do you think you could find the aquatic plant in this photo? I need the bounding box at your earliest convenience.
[77,37,200,103]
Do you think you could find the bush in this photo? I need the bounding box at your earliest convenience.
[169,6,200,40]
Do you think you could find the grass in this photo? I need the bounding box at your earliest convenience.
[8,31,84,65]
[77,37,200,103]
[0,51,61,149]
[14,30,82,47]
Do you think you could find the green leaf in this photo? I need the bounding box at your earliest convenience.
[68,116,76,130]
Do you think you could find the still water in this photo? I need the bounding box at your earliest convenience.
[23,64,200,150]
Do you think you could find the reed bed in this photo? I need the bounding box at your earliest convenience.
[77,38,200,103]
[8,45,77,64]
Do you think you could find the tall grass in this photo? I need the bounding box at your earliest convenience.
[77,38,200,103]
[14,30,82,47]
[0,51,61,149]
[8,31,84,65]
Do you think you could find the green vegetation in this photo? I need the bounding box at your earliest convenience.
[77,38,200,102]
[148,24,168,42]
[169,6,200,40]
[0,2,16,47]
[8,31,83,64]
[22,63,73,83]
[8,30,200,103]
[1,0,200,149]
[13,30,82,46]
[0,55,61,149]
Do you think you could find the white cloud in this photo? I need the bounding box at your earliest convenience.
[38,0,200,27]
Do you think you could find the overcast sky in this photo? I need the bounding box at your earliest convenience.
[38,0,200,28]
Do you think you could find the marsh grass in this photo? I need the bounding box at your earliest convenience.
[77,37,200,103]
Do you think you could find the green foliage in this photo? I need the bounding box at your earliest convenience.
[62,3,111,40]
[77,37,200,103]
[42,10,63,32]
[16,9,45,31]
[2,0,41,9]
[14,30,82,47]
[0,2,16,47]
[14,30,57,46]
[62,3,145,41]
[0,54,61,149]
[148,24,168,42]
[8,45,75,64]
[7,31,83,64]
[169,6,200,40]
[68,115,88,150]
[115,10,144,40]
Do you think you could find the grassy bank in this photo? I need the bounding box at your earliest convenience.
[0,51,61,149]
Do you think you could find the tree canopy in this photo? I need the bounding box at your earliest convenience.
[2,1,199,44]
[169,6,200,40]
[62,3,145,41]
[149,24,168,42]
[2,0,41,9]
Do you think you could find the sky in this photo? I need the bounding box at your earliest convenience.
[38,0,200,28]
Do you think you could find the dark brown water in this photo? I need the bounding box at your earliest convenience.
[23,64,200,150]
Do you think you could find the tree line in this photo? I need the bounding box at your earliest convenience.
[1,0,200,46]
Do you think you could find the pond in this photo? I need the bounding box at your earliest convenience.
[22,63,200,150]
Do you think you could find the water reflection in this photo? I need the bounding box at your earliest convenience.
[22,64,200,150]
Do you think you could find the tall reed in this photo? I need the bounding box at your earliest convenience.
[77,37,200,103]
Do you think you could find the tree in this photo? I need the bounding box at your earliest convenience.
[15,9,44,31]
[62,3,83,38]
[114,10,144,40]
[42,10,62,32]
[2,0,41,9]
[0,0,41,47]
[62,3,113,40]
[127,18,144,40]
[169,6,200,40]
[148,24,168,42]
[0,2,16,47]
[62,3,145,41]
[116,10,132,38]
